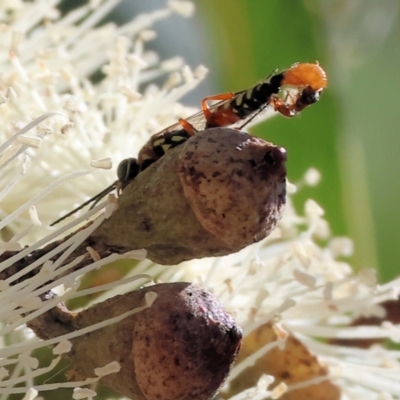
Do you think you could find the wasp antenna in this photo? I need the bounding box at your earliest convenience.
[88,182,118,210]
[50,182,117,226]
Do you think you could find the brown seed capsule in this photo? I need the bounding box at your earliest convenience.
[179,128,287,249]
[132,283,242,400]
[43,283,242,400]
[1,127,286,280]
[92,127,286,264]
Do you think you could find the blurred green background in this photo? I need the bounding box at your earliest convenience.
[196,0,400,282]
[62,0,400,281]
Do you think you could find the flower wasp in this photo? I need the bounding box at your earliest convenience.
[51,62,327,226]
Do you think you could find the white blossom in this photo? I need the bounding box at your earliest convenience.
[0,1,399,400]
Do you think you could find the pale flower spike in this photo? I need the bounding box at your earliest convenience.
[0,0,206,244]
[0,1,399,400]
[149,197,400,399]
[0,0,204,397]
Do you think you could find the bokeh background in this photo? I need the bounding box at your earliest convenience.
[63,0,400,281]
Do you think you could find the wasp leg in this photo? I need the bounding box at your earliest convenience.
[201,93,235,122]
[271,96,297,118]
[178,118,198,136]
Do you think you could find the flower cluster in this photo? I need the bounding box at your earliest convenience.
[0,1,399,400]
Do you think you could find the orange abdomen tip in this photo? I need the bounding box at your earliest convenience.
[282,62,328,91]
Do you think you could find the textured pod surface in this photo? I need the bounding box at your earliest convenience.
[64,283,241,400]
[132,283,242,400]
[179,128,287,248]
[92,128,286,265]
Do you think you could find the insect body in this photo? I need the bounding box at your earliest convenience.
[133,62,327,172]
[51,62,327,226]
[201,62,327,127]
[200,70,285,129]
[137,128,191,171]
[135,62,327,169]
[270,62,327,117]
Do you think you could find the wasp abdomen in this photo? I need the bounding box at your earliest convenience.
[230,72,284,119]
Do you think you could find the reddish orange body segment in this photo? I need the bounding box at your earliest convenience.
[178,118,198,136]
[273,62,328,117]
[203,107,242,128]
[282,62,328,91]
[201,93,241,128]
